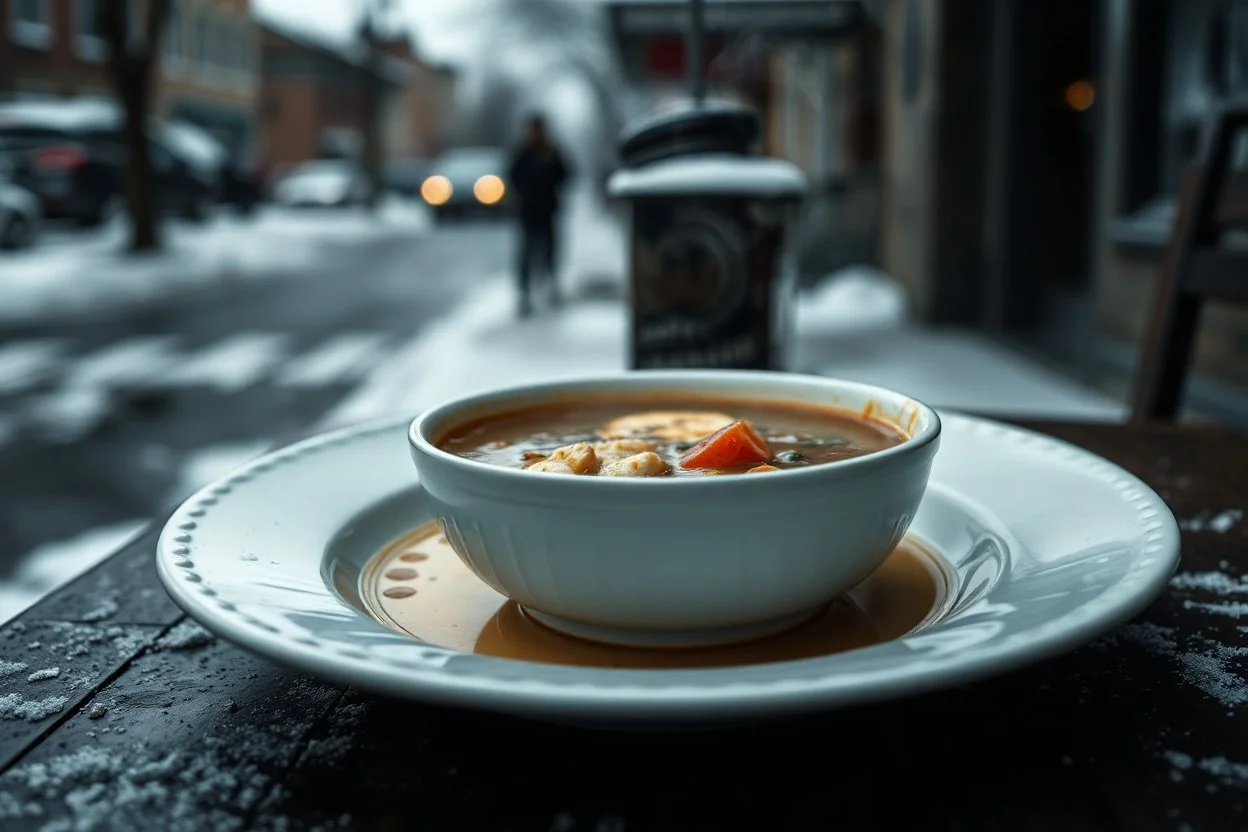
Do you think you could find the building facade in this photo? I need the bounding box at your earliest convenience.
[0,0,258,150]
[1092,0,1248,399]
[257,21,407,179]
[872,0,1248,418]
[375,32,458,162]
[157,0,259,151]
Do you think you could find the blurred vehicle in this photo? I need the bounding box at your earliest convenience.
[0,169,40,250]
[419,147,510,222]
[221,144,263,214]
[0,99,214,226]
[384,158,429,199]
[272,160,370,208]
[161,121,262,214]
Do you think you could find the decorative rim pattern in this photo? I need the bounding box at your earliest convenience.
[156,412,1181,720]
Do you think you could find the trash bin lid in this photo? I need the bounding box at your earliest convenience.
[607,155,807,199]
[610,98,807,199]
[618,99,759,167]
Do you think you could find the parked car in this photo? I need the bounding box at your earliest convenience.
[272,160,370,208]
[384,158,429,198]
[419,147,510,222]
[0,98,214,226]
[161,121,261,214]
[0,169,40,250]
[220,143,263,213]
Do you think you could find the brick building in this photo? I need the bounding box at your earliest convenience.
[257,20,408,180]
[0,0,259,150]
[158,0,259,151]
[374,32,458,162]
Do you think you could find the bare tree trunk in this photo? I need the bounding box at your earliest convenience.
[361,71,384,211]
[359,0,388,213]
[102,1,170,252]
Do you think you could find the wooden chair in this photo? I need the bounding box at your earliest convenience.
[1131,101,1248,421]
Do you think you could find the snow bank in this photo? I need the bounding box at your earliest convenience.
[0,199,430,326]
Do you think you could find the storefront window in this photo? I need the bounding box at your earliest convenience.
[10,0,52,50]
[1113,0,1248,243]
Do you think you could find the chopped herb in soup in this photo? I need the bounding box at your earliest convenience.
[436,396,908,477]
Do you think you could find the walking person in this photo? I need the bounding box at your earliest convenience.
[507,114,571,317]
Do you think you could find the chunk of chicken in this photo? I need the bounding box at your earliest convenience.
[599,451,671,477]
[592,438,657,460]
[524,442,599,475]
[599,411,736,443]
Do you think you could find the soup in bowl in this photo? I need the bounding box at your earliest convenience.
[408,371,941,648]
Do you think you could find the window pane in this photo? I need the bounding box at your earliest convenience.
[16,0,46,25]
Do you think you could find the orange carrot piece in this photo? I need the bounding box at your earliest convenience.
[678,420,771,469]
[746,464,779,474]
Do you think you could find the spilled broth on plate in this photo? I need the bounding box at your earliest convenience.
[437,395,908,477]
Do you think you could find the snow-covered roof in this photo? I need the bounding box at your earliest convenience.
[257,12,410,87]
[160,121,229,174]
[0,99,230,171]
[0,98,122,133]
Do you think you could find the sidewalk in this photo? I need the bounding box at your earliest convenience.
[325,259,1126,428]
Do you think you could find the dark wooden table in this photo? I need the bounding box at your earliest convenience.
[0,420,1245,831]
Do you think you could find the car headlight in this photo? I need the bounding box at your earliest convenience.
[473,175,505,205]
[421,175,452,206]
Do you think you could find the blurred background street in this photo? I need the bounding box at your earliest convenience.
[1,0,1246,620]
[0,209,507,617]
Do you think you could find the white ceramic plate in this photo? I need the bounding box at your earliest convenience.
[156,412,1180,727]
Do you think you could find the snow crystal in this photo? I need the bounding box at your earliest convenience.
[26,667,59,682]
[1183,600,1248,619]
[1197,756,1248,785]
[79,599,119,623]
[1165,751,1194,770]
[1163,750,1248,787]
[1170,571,1248,595]
[1176,644,1248,706]
[0,659,29,678]
[1181,509,1244,534]
[153,621,215,652]
[0,706,325,830]
[0,693,69,721]
[1110,622,1177,654]
[1110,624,1248,707]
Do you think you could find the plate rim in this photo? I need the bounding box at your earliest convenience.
[156,411,1181,720]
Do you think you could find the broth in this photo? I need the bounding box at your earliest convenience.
[436,395,907,477]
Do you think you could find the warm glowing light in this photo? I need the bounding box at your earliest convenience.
[1064,80,1095,111]
[473,174,506,205]
[421,175,453,205]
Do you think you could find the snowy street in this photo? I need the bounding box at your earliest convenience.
[0,200,430,329]
[0,210,507,620]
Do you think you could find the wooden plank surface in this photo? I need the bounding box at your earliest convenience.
[0,421,1244,831]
